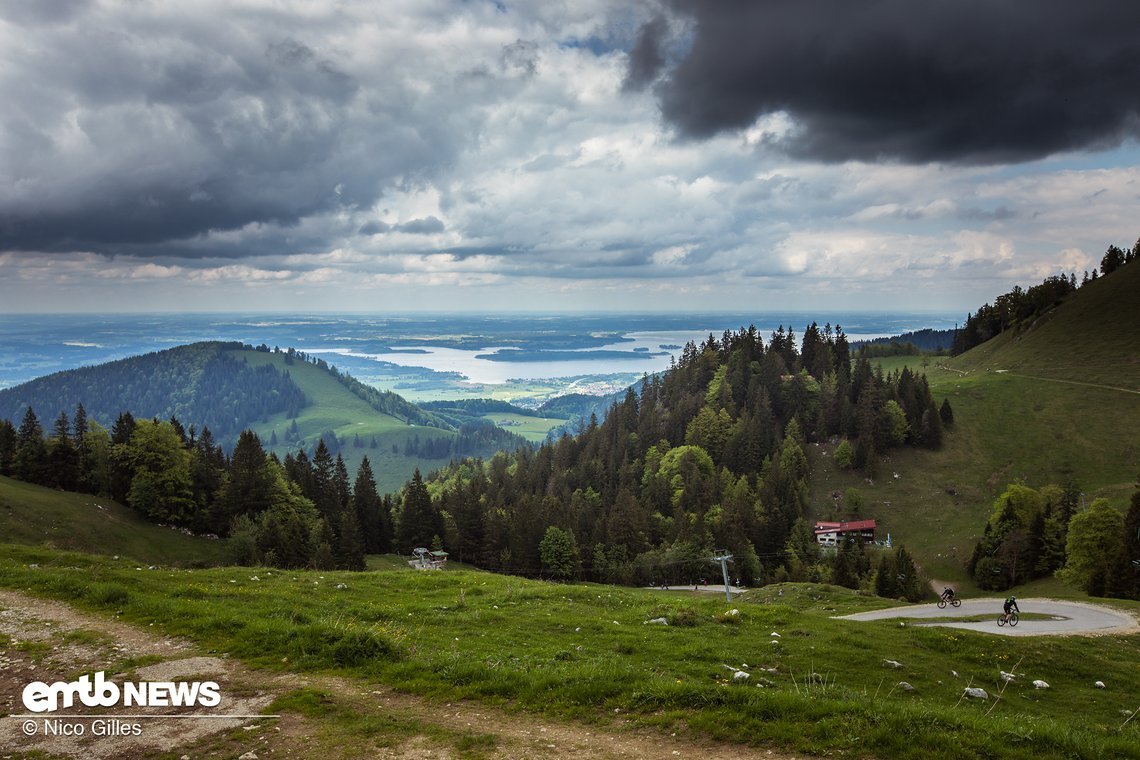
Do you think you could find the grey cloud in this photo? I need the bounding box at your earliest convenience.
[358,221,392,236]
[0,4,485,256]
[358,217,444,236]
[957,206,1019,223]
[500,39,540,77]
[394,217,445,235]
[622,15,667,92]
[0,0,90,25]
[648,1,1140,164]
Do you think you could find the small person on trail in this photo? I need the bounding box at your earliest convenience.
[941,586,955,601]
[1003,595,1020,621]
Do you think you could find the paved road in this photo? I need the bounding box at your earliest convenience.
[837,597,1139,637]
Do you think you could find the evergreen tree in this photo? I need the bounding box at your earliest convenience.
[352,456,390,553]
[212,430,276,534]
[894,546,921,602]
[333,508,367,570]
[108,412,137,504]
[396,469,439,552]
[14,407,49,485]
[310,440,339,519]
[874,553,898,598]
[939,398,954,426]
[0,419,16,476]
[49,410,80,491]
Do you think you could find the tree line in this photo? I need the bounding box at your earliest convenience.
[952,237,1139,355]
[0,405,394,571]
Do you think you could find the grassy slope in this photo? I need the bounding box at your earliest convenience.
[824,266,1140,588]
[0,475,226,566]
[950,261,1140,391]
[478,411,567,443]
[237,349,458,493]
[2,547,1137,760]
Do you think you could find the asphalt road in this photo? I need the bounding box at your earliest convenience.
[837,597,1139,637]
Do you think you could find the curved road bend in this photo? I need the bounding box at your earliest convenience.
[837,598,1139,637]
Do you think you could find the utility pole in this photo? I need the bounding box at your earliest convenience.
[712,549,733,602]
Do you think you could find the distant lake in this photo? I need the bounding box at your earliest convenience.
[0,312,960,391]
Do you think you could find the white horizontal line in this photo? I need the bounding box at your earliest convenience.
[8,714,279,720]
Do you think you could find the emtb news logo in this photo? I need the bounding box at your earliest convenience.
[22,672,221,713]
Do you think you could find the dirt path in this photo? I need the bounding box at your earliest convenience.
[1,590,803,759]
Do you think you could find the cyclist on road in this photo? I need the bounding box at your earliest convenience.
[1002,595,1020,622]
[941,586,956,602]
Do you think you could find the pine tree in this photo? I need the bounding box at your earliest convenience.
[939,398,954,426]
[212,430,276,534]
[874,554,898,598]
[352,457,390,553]
[49,410,80,491]
[0,419,16,476]
[396,469,438,552]
[894,546,921,601]
[14,407,49,485]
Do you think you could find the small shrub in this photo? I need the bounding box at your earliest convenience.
[87,583,130,607]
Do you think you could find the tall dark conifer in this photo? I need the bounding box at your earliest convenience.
[0,419,16,476]
[49,410,80,491]
[15,407,49,485]
[396,469,438,552]
[352,457,390,553]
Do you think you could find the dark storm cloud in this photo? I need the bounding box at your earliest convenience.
[0,4,479,256]
[647,0,1140,164]
[621,15,667,92]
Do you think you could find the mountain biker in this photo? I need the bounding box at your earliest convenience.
[1003,595,1020,621]
[941,586,955,601]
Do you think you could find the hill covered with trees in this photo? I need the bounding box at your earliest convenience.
[403,322,945,591]
[0,342,306,443]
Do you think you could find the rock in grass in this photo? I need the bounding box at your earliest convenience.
[897,681,915,692]
[733,670,750,682]
[963,687,989,700]
[883,659,903,669]
[643,617,668,625]
[1033,680,1050,689]
[1095,680,1106,689]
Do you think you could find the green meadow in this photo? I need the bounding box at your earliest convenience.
[1,545,1137,759]
[477,412,566,443]
[0,475,227,566]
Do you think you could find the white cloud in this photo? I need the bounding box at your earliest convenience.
[0,1,1135,313]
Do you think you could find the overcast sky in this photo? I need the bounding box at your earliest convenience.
[2,0,1138,314]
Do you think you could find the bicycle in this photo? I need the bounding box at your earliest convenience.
[937,597,961,609]
[997,612,1019,627]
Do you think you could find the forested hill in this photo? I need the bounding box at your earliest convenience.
[0,342,449,445]
[412,323,947,584]
[0,342,301,442]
